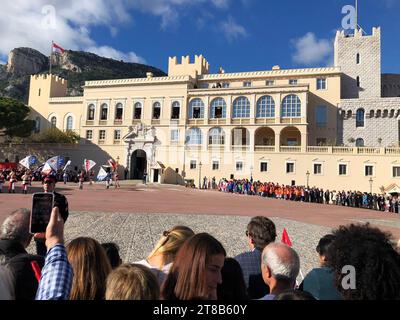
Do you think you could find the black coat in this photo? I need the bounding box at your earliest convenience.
[0,239,45,300]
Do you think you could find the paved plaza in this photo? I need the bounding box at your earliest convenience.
[1,182,399,278]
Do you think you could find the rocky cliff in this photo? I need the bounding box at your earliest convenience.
[0,47,166,102]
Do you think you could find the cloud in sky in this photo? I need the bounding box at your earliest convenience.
[220,16,248,42]
[291,32,333,66]
[0,0,236,62]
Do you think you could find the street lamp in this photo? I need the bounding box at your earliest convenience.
[369,177,373,194]
[306,170,310,188]
[198,161,202,189]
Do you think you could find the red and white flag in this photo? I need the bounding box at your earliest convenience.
[41,162,52,175]
[108,159,117,171]
[84,159,96,172]
[52,42,65,54]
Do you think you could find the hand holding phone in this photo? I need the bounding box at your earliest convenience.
[30,193,55,234]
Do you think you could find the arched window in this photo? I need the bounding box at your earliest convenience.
[35,117,41,133]
[189,99,204,119]
[232,96,250,118]
[50,116,57,128]
[100,104,108,120]
[134,102,142,119]
[87,104,95,120]
[153,102,161,119]
[171,101,180,119]
[115,103,123,120]
[281,95,301,117]
[66,116,73,130]
[208,127,225,145]
[210,98,226,119]
[356,108,365,127]
[256,96,275,118]
[356,138,364,147]
[186,127,203,145]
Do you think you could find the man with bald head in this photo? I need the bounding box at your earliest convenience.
[260,242,300,300]
[0,208,45,299]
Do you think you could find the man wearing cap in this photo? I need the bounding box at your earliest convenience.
[35,172,69,256]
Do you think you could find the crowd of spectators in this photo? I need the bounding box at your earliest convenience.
[1,207,399,300]
[217,179,400,213]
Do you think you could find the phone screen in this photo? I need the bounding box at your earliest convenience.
[30,193,54,233]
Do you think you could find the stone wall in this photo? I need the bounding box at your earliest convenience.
[339,97,400,146]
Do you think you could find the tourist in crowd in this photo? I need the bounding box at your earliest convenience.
[326,224,400,300]
[136,226,194,285]
[105,264,160,300]
[0,265,14,300]
[274,290,316,300]
[299,234,342,300]
[67,237,111,300]
[0,208,45,299]
[217,258,249,300]
[161,233,226,300]
[260,243,300,300]
[101,242,122,269]
[36,207,73,300]
[235,216,276,299]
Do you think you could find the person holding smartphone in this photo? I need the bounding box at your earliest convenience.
[35,172,69,257]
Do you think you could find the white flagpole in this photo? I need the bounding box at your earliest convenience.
[49,40,53,75]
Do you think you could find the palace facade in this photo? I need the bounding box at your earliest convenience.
[26,26,400,192]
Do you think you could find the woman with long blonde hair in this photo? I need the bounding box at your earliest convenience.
[136,226,194,284]
[67,237,111,300]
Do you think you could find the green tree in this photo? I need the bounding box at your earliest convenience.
[0,97,35,138]
[29,128,80,144]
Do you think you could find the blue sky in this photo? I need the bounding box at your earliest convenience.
[1,0,399,74]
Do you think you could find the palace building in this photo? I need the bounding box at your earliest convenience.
[26,26,400,192]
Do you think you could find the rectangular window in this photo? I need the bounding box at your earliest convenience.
[171,106,180,119]
[286,162,295,173]
[99,130,106,140]
[114,130,121,140]
[317,78,327,90]
[289,79,298,85]
[243,81,252,87]
[200,83,209,89]
[365,165,374,176]
[222,83,230,88]
[339,164,347,176]
[316,105,327,128]
[190,160,197,170]
[134,105,142,119]
[314,163,322,175]
[212,161,219,171]
[236,162,243,171]
[171,129,179,142]
[260,162,268,172]
[393,166,400,177]
[266,80,275,86]
[316,138,327,146]
[86,130,93,140]
[287,138,298,146]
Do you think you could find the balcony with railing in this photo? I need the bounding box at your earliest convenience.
[279,146,301,153]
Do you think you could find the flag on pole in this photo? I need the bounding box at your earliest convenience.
[63,160,72,172]
[42,162,53,175]
[84,159,96,172]
[281,228,292,247]
[19,155,38,169]
[46,156,65,171]
[108,159,117,171]
[52,42,65,54]
[97,167,107,181]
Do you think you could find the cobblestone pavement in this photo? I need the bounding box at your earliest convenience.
[28,211,331,280]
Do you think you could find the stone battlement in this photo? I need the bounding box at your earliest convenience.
[30,73,67,85]
[335,27,380,39]
[168,55,210,77]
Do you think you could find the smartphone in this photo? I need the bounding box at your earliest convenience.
[30,193,54,233]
